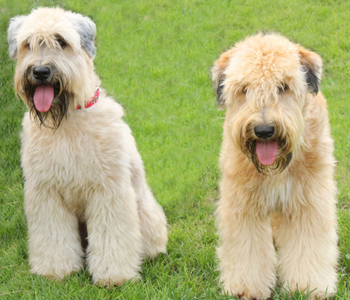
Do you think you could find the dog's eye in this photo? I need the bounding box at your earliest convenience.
[242,86,248,94]
[57,39,67,48]
[278,83,289,93]
[27,43,30,50]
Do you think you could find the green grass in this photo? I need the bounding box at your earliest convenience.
[1,0,350,299]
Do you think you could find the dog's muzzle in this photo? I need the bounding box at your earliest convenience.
[243,123,293,174]
[25,65,57,113]
[23,64,71,129]
[252,125,277,166]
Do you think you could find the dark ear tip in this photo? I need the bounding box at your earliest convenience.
[305,66,320,94]
[216,76,225,107]
[217,96,224,107]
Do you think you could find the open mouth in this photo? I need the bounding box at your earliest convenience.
[23,75,70,129]
[33,85,55,112]
[245,139,292,174]
[32,81,62,113]
[255,140,278,165]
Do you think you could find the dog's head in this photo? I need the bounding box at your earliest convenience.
[212,33,322,174]
[8,7,97,129]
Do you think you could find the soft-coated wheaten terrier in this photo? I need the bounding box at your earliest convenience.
[212,33,338,299]
[8,7,167,286]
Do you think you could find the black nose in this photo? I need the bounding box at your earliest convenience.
[254,125,275,139]
[33,66,51,81]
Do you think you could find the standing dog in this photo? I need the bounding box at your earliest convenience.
[8,7,167,286]
[212,34,338,299]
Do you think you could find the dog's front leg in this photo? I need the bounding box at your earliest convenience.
[217,192,276,299]
[86,185,143,287]
[277,193,338,299]
[24,184,83,279]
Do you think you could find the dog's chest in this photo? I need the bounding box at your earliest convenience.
[251,175,294,212]
[42,133,96,178]
[21,119,106,195]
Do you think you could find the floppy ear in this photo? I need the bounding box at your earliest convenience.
[298,46,322,94]
[69,14,96,59]
[211,48,235,110]
[7,15,27,59]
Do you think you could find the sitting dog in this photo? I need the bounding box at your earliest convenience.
[212,33,338,299]
[8,7,167,286]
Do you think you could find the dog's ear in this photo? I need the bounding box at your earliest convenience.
[211,48,235,110]
[69,14,97,59]
[7,15,27,59]
[298,46,322,94]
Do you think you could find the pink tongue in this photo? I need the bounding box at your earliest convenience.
[256,141,278,165]
[33,85,54,112]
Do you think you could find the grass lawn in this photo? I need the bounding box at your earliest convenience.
[1,0,350,299]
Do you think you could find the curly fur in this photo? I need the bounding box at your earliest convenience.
[212,33,338,299]
[8,7,168,286]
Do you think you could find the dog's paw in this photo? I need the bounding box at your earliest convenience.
[143,229,168,259]
[94,273,141,287]
[39,273,64,281]
[30,266,78,281]
[284,280,337,299]
[307,288,336,300]
[223,285,271,300]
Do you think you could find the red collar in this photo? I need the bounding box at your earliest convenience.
[76,87,100,109]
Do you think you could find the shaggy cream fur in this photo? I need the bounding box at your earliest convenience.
[212,34,338,299]
[8,7,167,286]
